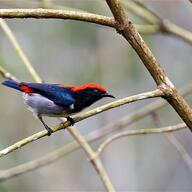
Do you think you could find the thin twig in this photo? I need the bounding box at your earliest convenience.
[0,19,41,83]
[0,89,163,158]
[150,112,192,171]
[0,65,18,82]
[164,132,192,171]
[122,0,192,45]
[122,0,160,24]
[96,123,186,156]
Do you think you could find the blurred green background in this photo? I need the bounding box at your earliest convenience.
[0,0,192,191]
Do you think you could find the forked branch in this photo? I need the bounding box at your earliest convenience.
[105,0,192,132]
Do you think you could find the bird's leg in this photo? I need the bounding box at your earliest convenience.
[66,116,75,126]
[37,114,53,136]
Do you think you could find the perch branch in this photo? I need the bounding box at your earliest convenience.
[0,84,191,180]
[0,89,163,158]
[1,68,192,179]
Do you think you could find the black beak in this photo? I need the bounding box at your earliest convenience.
[103,92,115,98]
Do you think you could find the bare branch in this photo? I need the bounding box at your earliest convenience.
[0,9,115,28]
[96,123,186,156]
[105,0,192,132]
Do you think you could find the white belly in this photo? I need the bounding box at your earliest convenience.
[23,93,69,117]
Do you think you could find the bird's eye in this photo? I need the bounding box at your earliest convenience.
[93,89,99,93]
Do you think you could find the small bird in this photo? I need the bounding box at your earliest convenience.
[2,80,114,136]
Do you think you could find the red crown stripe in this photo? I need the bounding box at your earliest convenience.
[20,85,33,94]
[72,83,106,92]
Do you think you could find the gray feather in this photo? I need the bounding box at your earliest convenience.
[23,93,70,117]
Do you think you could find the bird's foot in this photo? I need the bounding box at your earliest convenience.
[45,125,53,136]
[66,116,75,126]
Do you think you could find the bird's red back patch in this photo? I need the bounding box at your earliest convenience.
[20,85,33,94]
[72,83,107,92]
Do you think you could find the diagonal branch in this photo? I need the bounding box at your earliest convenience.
[1,66,192,179]
[105,0,192,132]
[0,19,41,82]
[0,82,191,180]
[0,65,18,81]
[0,89,163,158]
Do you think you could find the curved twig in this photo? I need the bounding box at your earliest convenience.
[96,123,186,156]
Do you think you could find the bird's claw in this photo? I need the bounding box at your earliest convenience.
[45,126,53,136]
[66,116,75,126]
[47,130,53,136]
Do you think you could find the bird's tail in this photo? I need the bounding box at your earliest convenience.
[2,80,21,91]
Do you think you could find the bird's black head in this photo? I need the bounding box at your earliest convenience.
[71,83,115,112]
